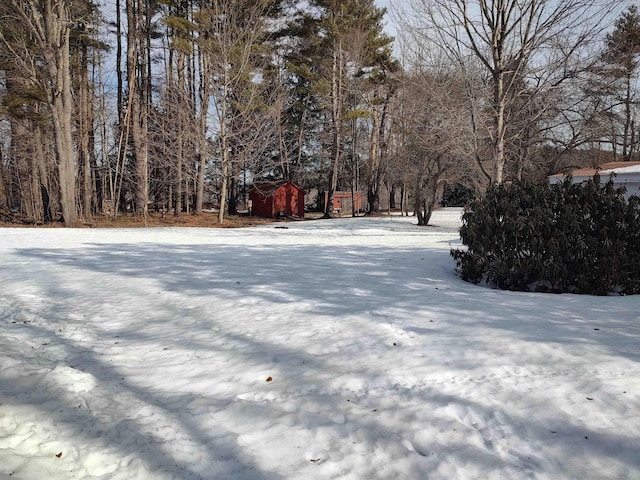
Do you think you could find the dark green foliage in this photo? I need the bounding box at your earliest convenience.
[441,183,475,207]
[451,176,640,295]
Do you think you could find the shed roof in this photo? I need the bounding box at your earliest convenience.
[333,191,365,198]
[601,163,640,174]
[248,181,304,196]
[550,161,640,179]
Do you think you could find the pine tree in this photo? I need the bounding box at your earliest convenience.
[286,0,395,216]
[194,0,279,224]
[0,0,100,226]
[603,5,640,161]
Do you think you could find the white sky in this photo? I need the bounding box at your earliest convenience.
[374,0,398,37]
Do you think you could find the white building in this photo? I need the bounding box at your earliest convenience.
[549,161,640,200]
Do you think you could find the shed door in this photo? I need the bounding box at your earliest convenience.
[287,189,297,216]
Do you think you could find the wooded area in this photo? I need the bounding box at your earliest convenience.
[0,0,638,226]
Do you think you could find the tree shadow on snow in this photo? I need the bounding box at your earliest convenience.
[3,237,640,478]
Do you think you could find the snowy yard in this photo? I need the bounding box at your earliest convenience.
[0,208,639,480]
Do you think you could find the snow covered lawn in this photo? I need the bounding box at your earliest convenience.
[1,208,639,480]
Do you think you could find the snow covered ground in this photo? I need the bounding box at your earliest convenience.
[0,208,639,480]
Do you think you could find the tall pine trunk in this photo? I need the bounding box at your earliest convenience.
[44,1,77,226]
[127,0,149,221]
[195,45,210,215]
[325,45,343,218]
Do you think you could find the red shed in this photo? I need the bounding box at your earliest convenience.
[325,191,366,216]
[248,181,305,218]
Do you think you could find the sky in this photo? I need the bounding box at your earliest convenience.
[374,0,398,37]
[371,0,640,46]
[1,209,639,479]
[375,0,393,14]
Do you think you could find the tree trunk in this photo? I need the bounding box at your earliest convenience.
[218,147,229,224]
[116,0,124,126]
[174,49,187,217]
[45,3,77,226]
[400,183,408,216]
[493,72,506,184]
[623,71,633,161]
[0,147,8,211]
[228,165,239,215]
[325,45,343,218]
[422,181,444,226]
[367,88,392,215]
[414,178,424,225]
[175,144,183,215]
[218,80,229,225]
[128,0,149,223]
[195,48,210,215]
[367,99,382,214]
[27,127,43,222]
[34,125,52,222]
[195,152,207,215]
[50,77,77,225]
[78,41,93,218]
[389,184,396,209]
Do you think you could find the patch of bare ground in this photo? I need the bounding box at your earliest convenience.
[0,211,299,228]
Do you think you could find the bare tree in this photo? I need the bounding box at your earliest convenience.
[363,85,395,214]
[398,0,621,184]
[398,67,476,225]
[195,0,277,224]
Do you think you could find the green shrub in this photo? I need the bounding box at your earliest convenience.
[441,183,475,207]
[451,175,640,295]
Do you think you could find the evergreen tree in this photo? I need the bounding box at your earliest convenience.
[0,0,100,226]
[602,5,640,161]
[286,0,395,216]
[194,0,279,223]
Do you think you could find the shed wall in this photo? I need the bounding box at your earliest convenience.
[249,183,305,218]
